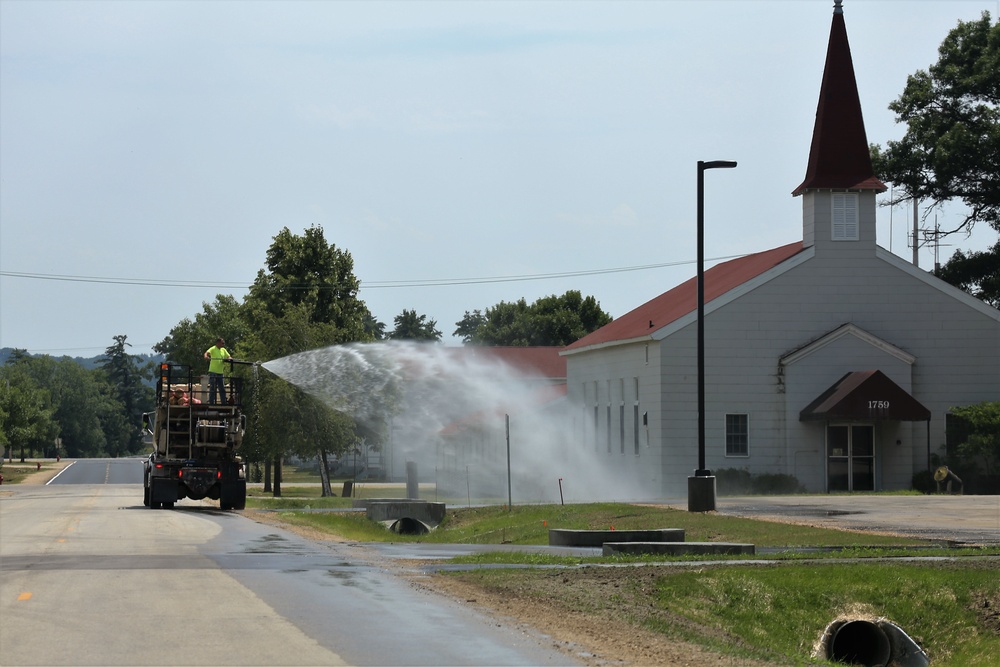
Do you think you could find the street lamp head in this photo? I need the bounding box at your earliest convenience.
[699,160,738,170]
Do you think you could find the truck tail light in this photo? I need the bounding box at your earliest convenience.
[217,470,222,480]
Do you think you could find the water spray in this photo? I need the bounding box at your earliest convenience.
[261,341,664,504]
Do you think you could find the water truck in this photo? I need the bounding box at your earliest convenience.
[141,361,254,510]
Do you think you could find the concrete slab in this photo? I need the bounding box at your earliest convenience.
[364,499,446,528]
[704,495,1000,546]
[548,528,685,547]
[603,541,755,557]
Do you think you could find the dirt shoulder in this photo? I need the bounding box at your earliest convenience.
[241,509,771,667]
[0,459,73,488]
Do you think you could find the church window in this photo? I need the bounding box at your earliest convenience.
[832,193,859,240]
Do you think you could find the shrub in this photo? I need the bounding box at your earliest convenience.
[751,473,805,494]
[716,468,804,496]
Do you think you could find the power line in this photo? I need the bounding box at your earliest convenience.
[0,271,251,289]
[0,254,746,290]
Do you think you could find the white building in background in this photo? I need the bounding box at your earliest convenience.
[561,2,1000,496]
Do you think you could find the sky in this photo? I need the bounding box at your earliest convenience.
[2,0,997,358]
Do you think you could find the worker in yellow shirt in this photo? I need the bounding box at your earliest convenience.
[204,337,232,404]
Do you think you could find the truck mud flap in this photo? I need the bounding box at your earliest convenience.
[150,477,179,508]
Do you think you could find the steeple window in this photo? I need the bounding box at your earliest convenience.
[831,193,859,240]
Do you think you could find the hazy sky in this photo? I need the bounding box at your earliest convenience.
[2,0,996,357]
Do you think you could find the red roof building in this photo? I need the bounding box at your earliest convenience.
[558,1,999,498]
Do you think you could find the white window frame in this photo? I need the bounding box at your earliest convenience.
[831,193,859,241]
[725,413,750,457]
[633,377,641,456]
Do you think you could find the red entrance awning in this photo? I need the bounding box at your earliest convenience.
[799,370,931,422]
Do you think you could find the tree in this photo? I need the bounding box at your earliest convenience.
[454,310,486,344]
[154,294,248,370]
[99,335,154,456]
[388,309,442,341]
[13,355,117,458]
[0,365,56,462]
[245,225,372,342]
[239,226,375,495]
[934,241,1000,307]
[871,12,999,304]
[455,290,613,346]
[362,312,387,341]
[949,401,1000,477]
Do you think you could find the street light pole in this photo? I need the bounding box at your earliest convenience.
[689,159,737,512]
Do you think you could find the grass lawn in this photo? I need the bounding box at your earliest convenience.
[259,501,933,547]
[0,461,59,484]
[454,559,999,666]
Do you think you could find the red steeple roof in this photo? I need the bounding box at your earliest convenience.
[793,1,886,195]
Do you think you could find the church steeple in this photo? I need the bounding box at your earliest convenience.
[793,0,886,196]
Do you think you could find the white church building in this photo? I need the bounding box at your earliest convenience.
[561,2,1000,496]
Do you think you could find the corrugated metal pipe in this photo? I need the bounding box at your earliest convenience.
[819,618,930,667]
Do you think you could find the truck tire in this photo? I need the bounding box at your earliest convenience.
[220,476,246,511]
[143,472,150,507]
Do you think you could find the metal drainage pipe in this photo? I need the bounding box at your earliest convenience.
[821,619,929,667]
[827,620,891,667]
[388,517,431,535]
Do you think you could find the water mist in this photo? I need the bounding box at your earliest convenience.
[264,341,660,504]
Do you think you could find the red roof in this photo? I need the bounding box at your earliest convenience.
[447,346,566,379]
[565,242,805,352]
[793,6,886,195]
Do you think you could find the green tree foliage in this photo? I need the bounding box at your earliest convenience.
[0,350,151,459]
[454,290,613,346]
[0,362,57,461]
[237,226,376,493]
[245,225,372,342]
[388,309,442,341]
[871,12,999,305]
[362,311,387,341]
[949,401,1000,476]
[154,295,248,370]
[11,355,119,457]
[454,310,486,344]
[98,335,155,456]
[933,241,1000,307]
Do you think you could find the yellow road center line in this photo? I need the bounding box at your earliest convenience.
[18,592,32,601]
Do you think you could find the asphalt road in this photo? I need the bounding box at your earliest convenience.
[1,459,579,667]
[710,494,1000,546]
[46,457,143,485]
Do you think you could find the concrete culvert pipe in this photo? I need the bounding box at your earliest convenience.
[827,620,891,667]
